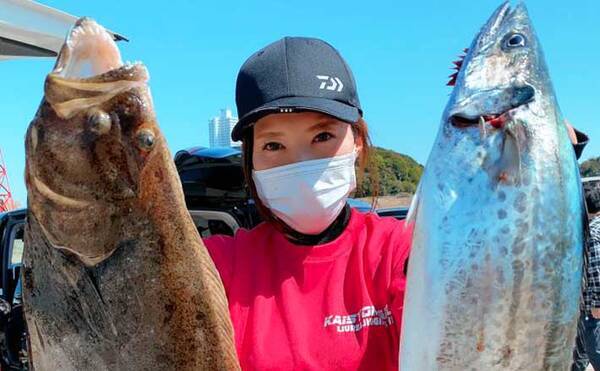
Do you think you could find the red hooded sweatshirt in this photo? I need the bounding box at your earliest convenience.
[204,209,412,370]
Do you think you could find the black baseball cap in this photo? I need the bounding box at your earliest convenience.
[232,37,362,141]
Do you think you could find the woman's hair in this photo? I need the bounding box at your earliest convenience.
[241,117,379,233]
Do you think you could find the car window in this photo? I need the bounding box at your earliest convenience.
[189,210,240,238]
[9,225,24,266]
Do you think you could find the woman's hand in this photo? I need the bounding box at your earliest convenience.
[564,119,578,145]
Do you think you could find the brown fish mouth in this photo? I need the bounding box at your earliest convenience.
[45,18,148,119]
[53,18,123,79]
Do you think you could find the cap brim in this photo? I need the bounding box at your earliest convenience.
[231,96,361,141]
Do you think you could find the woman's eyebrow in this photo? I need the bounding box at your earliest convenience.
[307,120,339,131]
[255,130,285,140]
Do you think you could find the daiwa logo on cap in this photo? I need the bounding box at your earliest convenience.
[317,75,344,92]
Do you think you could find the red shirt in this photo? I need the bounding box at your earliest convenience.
[204,209,412,370]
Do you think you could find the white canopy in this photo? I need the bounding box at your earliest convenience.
[0,0,126,60]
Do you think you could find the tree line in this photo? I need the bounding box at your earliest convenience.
[355,147,423,197]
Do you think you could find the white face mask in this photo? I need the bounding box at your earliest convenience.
[252,150,357,235]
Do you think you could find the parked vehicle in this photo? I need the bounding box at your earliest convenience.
[375,207,409,220]
[0,209,28,370]
[175,146,259,236]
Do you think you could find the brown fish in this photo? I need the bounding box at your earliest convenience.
[22,18,240,370]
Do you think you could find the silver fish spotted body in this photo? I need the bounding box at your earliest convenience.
[400,2,585,370]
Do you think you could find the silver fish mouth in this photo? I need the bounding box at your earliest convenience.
[450,110,515,129]
[450,85,536,129]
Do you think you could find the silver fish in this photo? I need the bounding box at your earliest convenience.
[22,18,240,370]
[400,2,586,370]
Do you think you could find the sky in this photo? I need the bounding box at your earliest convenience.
[1,0,599,205]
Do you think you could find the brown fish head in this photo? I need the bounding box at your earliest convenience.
[26,18,164,266]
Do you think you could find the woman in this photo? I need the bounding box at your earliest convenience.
[203,37,412,370]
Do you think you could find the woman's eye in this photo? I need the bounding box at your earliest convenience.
[263,142,283,151]
[313,132,334,143]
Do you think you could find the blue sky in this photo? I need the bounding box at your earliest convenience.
[1,0,598,205]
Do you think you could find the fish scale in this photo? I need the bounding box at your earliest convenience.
[400,2,585,370]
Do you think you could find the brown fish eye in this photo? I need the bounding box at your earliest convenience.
[136,129,156,151]
[87,110,112,135]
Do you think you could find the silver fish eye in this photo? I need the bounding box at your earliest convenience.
[504,33,527,49]
[136,129,156,151]
[87,110,112,135]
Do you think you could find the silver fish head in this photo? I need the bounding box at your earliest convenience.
[440,1,567,186]
[25,18,166,266]
[448,1,553,122]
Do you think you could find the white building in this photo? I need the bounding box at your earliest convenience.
[208,108,240,148]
